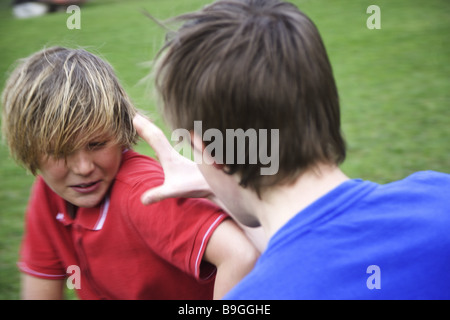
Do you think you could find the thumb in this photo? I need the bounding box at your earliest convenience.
[140,185,171,205]
[133,114,175,163]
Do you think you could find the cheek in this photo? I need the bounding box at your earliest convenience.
[198,163,231,200]
[98,147,123,176]
[198,162,217,189]
[38,157,69,183]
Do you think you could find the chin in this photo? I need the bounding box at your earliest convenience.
[71,194,106,208]
[235,213,261,228]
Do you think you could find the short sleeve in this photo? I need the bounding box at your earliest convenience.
[124,171,228,282]
[18,177,67,280]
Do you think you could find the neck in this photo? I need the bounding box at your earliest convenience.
[251,164,349,240]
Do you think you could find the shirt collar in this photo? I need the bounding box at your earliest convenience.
[56,195,110,231]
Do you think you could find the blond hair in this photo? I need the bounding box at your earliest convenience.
[2,46,138,174]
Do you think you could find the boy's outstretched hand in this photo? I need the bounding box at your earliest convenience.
[134,114,268,251]
[133,114,213,205]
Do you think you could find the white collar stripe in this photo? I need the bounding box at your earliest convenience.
[94,196,110,231]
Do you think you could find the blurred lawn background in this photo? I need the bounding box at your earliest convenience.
[0,0,449,299]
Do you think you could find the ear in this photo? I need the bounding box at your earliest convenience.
[190,131,225,170]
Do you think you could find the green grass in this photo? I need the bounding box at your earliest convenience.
[0,0,449,299]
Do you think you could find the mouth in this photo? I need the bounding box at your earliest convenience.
[70,180,102,194]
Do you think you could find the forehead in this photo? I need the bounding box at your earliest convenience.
[45,129,117,153]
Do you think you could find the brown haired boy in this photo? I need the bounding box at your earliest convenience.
[134,0,450,299]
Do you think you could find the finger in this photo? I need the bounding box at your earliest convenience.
[133,114,177,163]
[140,185,171,205]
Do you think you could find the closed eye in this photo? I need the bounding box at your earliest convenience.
[87,141,108,150]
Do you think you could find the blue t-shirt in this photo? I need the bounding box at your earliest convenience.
[225,171,450,299]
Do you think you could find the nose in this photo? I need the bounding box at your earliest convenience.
[67,149,95,176]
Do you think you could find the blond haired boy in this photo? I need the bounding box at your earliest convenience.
[1,47,258,299]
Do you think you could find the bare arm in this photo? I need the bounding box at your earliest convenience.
[21,274,65,300]
[203,219,259,299]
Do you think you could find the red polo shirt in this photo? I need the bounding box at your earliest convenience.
[18,150,227,299]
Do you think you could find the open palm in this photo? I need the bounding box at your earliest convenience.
[133,114,213,205]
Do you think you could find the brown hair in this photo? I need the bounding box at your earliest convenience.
[155,0,346,194]
[2,46,138,174]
